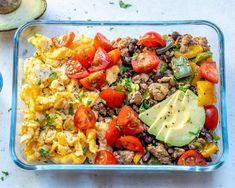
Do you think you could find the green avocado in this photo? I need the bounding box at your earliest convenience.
[139,90,205,147]
[0,0,47,31]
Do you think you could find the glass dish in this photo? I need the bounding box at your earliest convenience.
[10,20,228,171]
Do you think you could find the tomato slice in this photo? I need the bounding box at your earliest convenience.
[137,31,166,47]
[106,118,123,146]
[204,105,219,130]
[94,32,113,52]
[65,60,89,79]
[107,49,121,68]
[95,150,118,164]
[74,105,96,130]
[119,136,144,154]
[52,32,75,48]
[200,61,218,83]
[100,86,126,109]
[88,47,111,73]
[71,46,96,69]
[117,105,137,126]
[131,51,160,73]
[80,71,106,90]
[177,150,206,166]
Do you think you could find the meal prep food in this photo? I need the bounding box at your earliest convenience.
[19,30,220,165]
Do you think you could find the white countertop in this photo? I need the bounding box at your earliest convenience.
[0,0,234,187]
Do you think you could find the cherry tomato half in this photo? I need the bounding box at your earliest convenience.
[95,150,118,164]
[74,105,96,130]
[71,46,96,69]
[65,60,89,79]
[52,32,75,48]
[137,31,166,47]
[204,105,219,130]
[107,49,121,68]
[177,150,206,166]
[117,105,138,126]
[94,32,113,52]
[100,86,126,109]
[80,71,106,91]
[119,136,144,154]
[200,61,218,83]
[106,118,122,147]
[131,51,160,73]
[88,47,111,73]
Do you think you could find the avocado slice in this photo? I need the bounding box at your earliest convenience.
[139,91,180,126]
[139,90,205,147]
[0,0,47,32]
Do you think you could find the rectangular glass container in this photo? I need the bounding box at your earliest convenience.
[10,20,228,171]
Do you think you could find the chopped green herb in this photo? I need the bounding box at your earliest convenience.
[160,62,167,74]
[39,148,48,157]
[49,113,57,119]
[178,85,189,92]
[116,123,122,131]
[175,44,181,49]
[193,142,203,151]
[211,131,221,141]
[79,92,88,100]
[86,99,93,106]
[118,78,133,92]
[188,130,200,137]
[8,108,12,112]
[1,177,4,181]
[2,171,9,177]
[37,79,42,85]
[49,72,58,79]
[149,157,161,164]
[131,53,138,60]
[68,105,74,115]
[83,146,88,155]
[119,0,132,8]
[124,99,129,105]
[138,100,150,113]
[121,65,130,73]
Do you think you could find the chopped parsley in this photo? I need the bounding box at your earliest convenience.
[138,100,150,113]
[39,148,48,157]
[49,72,58,79]
[119,0,132,9]
[83,146,88,155]
[2,171,9,177]
[124,99,129,105]
[149,157,161,164]
[211,131,221,141]
[68,105,74,115]
[43,113,57,129]
[79,92,88,100]
[37,79,42,85]
[86,99,93,106]
[116,123,122,131]
[160,62,167,74]
[188,130,200,137]
[193,142,203,151]
[120,65,130,73]
[131,53,138,60]
[118,78,133,93]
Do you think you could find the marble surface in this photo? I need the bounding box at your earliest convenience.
[0,0,234,187]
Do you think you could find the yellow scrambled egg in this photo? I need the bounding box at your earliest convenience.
[20,34,117,164]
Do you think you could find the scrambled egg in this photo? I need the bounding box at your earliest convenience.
[20,34,108,164]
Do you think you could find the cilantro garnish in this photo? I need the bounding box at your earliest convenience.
[68,105,74,115]
[39,148,48,157]
[119,0,132,8]
[49,72,58,79]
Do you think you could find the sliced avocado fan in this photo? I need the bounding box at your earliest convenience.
[0,0,47,31]
[139,90,205,147]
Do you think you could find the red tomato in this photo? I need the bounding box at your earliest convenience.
[106,118,122,146]
[88,47,111,73]
[94,32,113,52]
[119,136,144,154]
[100,86,126,109]
[131,51,160,73]
[65,60,89,79]
[74,105,96,130]
[200,61,218,83]
[95,150,118,164]
[52,32,75,48]
[117,105,137,126]
[80,71,106,90]
[107,49,121,68]
[122,117,144,135]
[177,150,206,166]
[115,138,123,149]
[204,105,219,130]
[137,31,166,47]
[71,46,96,69]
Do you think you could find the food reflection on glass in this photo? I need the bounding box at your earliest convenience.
[0,0,21,14]
[19,31,220,166]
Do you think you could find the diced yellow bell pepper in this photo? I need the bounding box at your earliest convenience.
[175,45,203,59]
[201,142,219,158]
[133,152,143,164]
[197,81,217,106]
[189,61,202,86]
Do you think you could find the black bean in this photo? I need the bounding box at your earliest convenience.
[128,43,135,55]
[122,56,132,66]
[172,31,180,41]
[206,157,212,162]
[144,135,154,144]
[142,152,151,163]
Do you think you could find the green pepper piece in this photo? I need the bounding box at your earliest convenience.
[156,38,174,55]
[148,157,161,164]
[193,51,213,63]
[171,57,193,79]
